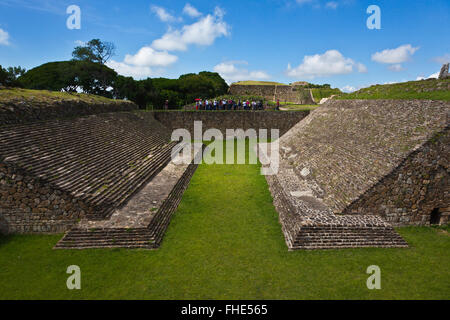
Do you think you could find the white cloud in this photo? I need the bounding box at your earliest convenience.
[74,40,85,46]
[124,46,178,67]
[433,54,450,65]
[214,61,270,84]
[286,50,367,79]
[0,28,10,46]
[106,60,155,79]
[416,72,439,81]
[371,44,419,64]
[152,7,229,52]
[183,3,202,18]
[151,5,180,23]
[341,85,357,93]
[388,64,404,72]
[106,7,229,79]
[357,63,368,73]
[326,2,338,9]
[107,47,178,79]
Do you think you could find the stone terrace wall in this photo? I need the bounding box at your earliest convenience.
[153,111,309,137]
[0,163,89,233]
[0,98,137,126]
[229,85,315,104]
[344,127,449,226]
[0,111,174,234]
[278,99,449,226]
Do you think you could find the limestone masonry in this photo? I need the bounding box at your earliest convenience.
[439,63,450,79]
[228,84,316,104]
[153,111,309,137]
[260,99,449,249]
[1,96,448,250]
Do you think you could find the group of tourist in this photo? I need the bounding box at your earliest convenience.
[194,99,266,111]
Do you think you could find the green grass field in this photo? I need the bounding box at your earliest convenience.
[311,88,342,103]
[339,78,450,101]
[0,87,127,105]
[0,141,449,300]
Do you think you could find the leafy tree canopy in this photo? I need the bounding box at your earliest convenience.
[0,65,26,87]
[18,60,117,98]
[72,39,116,64]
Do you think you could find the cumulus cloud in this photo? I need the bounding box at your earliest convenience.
[286,50,367,79]
[183,3,202,18]
[0,28,10,46]
[107,48,178,79]
[416,72,439,81]
[433,54,450,65]
[151,5,180,23]
[152,7,229,51]
[124,47,178,67]
[108,7,229,79]
[341,85,357,93]
[371,44,419,64]
[106,60,155,79]
[214,61,270,84]
[388,64,404,72]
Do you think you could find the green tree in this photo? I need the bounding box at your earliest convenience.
[72,39,116,64]
[0,65,26,87]
[19,61,117,97]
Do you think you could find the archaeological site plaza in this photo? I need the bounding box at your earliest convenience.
[0,95,448,250]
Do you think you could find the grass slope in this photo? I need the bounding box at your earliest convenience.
[0,87,127,105]
[339,78,450,101]
[0,141,449,299]
[311,88,342,103]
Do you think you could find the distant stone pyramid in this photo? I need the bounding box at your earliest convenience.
[439,63,449,79]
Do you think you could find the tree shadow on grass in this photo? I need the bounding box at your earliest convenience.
[0,233,15,247]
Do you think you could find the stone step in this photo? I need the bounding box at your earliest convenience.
[293,226,408,249]
[54,156,201,250]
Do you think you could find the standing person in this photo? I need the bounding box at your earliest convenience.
[206,99,210,110]
[196,100,199,111]
[238,99,242,110]
[164,100,169,110]
[276,99,280,111]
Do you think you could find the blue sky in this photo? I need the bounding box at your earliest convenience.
[0,0,449,91]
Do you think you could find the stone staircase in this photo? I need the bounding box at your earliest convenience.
[293,226,408,250]
[0,112,176,220]
[263,164,409,250]
[54,228,153,249]
[54,148,201,250]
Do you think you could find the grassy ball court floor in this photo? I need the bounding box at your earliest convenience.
[0,141,449,300]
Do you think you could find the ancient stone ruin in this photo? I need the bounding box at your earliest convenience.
[0,95,448,250]
[0,99,203,249]
[439,63,450,79]
[228,83,316,104]
[260,99,449,249]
